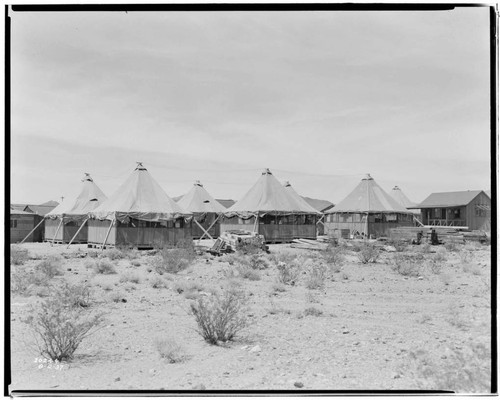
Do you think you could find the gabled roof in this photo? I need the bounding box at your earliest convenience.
[10,206,35,216]
[89,163,191,222]
[225,169,321,217]
[414,190,486,208]
[390,186,420,214]
[216,199,236,209]
[283,181,328,213]
[11,203,58,216]
[326,174,411,214]
[302,196,335,213]
[485,190,491,198]
[47,174,107,220]
[177,181,226,213]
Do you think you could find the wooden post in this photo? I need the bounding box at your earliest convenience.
[66,218,88,248]
[252,215,259,233]
[198,214,221,241]
[20,217,45,244]
[52,217,64,246]
[102,219,115,249]
[194,218,213,242]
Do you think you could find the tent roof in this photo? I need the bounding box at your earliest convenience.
[177,181,226,213]
[414,190,485,208]
[326,174,412,214]
[390,186,420,214]
[283,181,324,214]
[47,174,107,219]
[301,196,334,212]
[225,169,321,216]
[89,163,191,222]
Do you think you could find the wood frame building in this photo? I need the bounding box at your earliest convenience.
[10,208,43,243]
[88,163,192,249]
[411,190,491,231]
[324,174,415,239]
[221,169,321,243]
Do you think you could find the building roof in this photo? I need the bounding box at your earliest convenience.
[47,174,107,220]
[325,174,412,214]
[216,199,236,209]
[11,203,59,216]
[177,181,226,214]
[225,168,321,217]
[302,196,334,212]
[390,186,420,214]
[414,190,486,208]
[89,163,191,222]
[10,206,35,216]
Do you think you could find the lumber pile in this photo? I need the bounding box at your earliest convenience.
[389,226,487,244]
[290,238,328,251]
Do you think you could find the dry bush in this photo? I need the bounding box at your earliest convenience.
[173,281,206,299]
[236,240,264,255]
[271,283,286,294]
[427,259,443,275]
[357,243,380,264]
[155,338,186,363]
[236,264,261,281]
[420,243,432,254]
[433,249,448,263]
[109,291,126,303]
[56,281,93,308]
[37,255,64,278]
[93,259,117,275]
[23,287,104,361]
[305,263,328,290]
[11,266,52,296]
[276,260,301,285]
[386,239,408,252]
[444,242,460,253]
[391,254,423,277]
[303,306,323,317]
[323,243,346,268]
[150,275,169,289]
[119,272,141,284]
[151,243,195,275]
[406,342,490,392]
[247,254,271,270]
[102,248,126,260]
[190,288,247,345]
[87,250,99,258]
[11,245,29,265]
[459,251,473,264]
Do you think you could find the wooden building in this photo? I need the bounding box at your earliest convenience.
[87,163,192,249]
[411,190,491,231]
[10,207,43,243]
[176,181,226,240]
[220,169,321,243]
[324,174,414,239]
[44,174,107,244]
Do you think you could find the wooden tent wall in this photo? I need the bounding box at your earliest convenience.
[44,219,88,243]
[10,214,43,243]
[191,213,220,239]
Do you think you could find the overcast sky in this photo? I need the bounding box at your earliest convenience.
[10,6,491,206]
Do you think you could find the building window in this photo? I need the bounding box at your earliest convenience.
[10,220,17,228]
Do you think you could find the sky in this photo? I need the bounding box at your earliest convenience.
[9,6,492,206]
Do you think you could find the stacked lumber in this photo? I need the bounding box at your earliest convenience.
[389,227,466,244]
[290,238,328,251]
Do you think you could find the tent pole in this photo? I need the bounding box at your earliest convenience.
[66,218,88,249]
[194,218,213,242]
[52,217,64,246]
[102,218,115,249]
[20,217,45,244]
[252,215,259,233]
[198,214,220,241]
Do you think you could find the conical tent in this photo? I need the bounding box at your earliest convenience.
[90,163,191,222]
[390,186,420,214]
[47,173,107,221]
[177,181,226,213]
[226,169,321,217]
[327,174,409,214]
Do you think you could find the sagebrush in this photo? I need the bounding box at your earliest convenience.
[11,245,29,265]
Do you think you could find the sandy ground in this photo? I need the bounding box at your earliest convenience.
[8,240,492,393]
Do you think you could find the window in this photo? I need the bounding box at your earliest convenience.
[386,214,397,222]
[10,219,17,228]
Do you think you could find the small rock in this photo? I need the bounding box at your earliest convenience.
[121,299,127,303]
[67,268,72,271]
[294,381,304,388]
[342,330,350,334]
[114,377,121,382]
[249,345,261,353]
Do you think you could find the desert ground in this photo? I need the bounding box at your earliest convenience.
[9,238,492,393]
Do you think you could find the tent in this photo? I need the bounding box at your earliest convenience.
[324,174,414,238]
[10,207,43,243]
[390,186,420,215]
[221,169,321,243]
[87,163,192,249]
[44,174,107,244]
[177,181,226,240]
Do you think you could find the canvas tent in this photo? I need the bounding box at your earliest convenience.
[87,163,192,249]
[221,169,321,242]
[44,173,107,244]
[324,174,414,238]
[10,207,43,243]
[177,181,225,240]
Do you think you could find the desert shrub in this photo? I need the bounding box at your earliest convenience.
[102,248,126,260]
[119,272,141,284]
[444,242,460,253]
[357,243,380,264]
[271,283,286,293]
[190,288,247,345]
[392,254,423,277]
[11,245,29,265]
[23,289,104,361]
[303,306,323,317]
[150,275,169,289]
[305,263,328,290]
[427,259,443,275]
[109,291,125,303]
[37,255,64,278]
[276,261,301,285]
[155,338,186,363]
[406,342,490,392]
[387,239,408,252]
[56,281,93,308]
[247,254,271,270]
[236,240,263,255]
[152,244,195,275]
[459,251,473,264]
[323,243,346,267]
[269,251,297,265]
[93,259,117,275]
[174,281,205,296]
[87,250,99,258]
[236,264,261,281]
[11,266,52,296]
[420,243,432,254]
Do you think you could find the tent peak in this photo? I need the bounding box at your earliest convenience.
[283,181,291,187]
[392,185,400,190]
[82,173,93,182]
[262,168,272,175]
[135,162,147,171]
[363,173,373,181]
[194,180,203,187]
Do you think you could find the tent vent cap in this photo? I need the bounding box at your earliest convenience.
[203,200,210,203]
[262,168,272,175]
[82,173,93,182]
[284,181,291,187]
[363,173,373,180]
[393,185,400,190]
[135,162,147,171]
[195,180,203,187]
